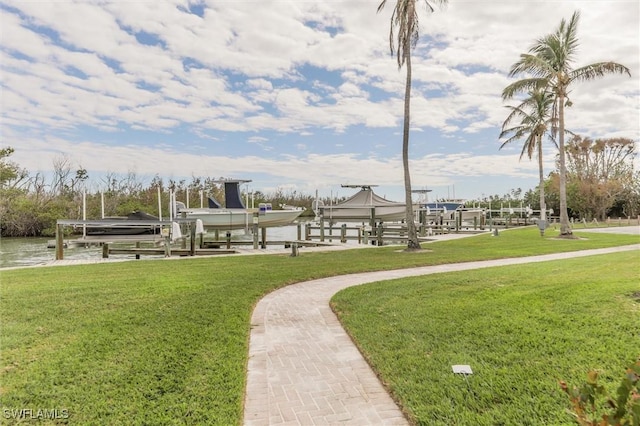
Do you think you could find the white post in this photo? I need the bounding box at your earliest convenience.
[169,190,173,222]
[200,189,203,208]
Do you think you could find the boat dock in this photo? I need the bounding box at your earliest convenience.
[303,220,485,246]
[52,218,342,261]
[53,218,201,260]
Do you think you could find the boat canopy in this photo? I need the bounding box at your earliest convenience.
[335,187,404,208]
[204,180,248,209]
[208,197,221,209]
[224,181,246,209]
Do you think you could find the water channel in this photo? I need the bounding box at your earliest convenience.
[0,221,361,269]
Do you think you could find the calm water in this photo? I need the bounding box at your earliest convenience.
[0,237,102,268]
[0,222,359,269]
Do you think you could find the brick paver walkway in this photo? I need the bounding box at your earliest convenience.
[243,243,640,425]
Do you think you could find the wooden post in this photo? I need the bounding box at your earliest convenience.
[102,243,109,259]
[164,236,171,257]
[136,241,141,259]
[320,220,325,242]
[369,207,376,229]
[297,223,302,241]
[376,223,383,246]
[261,227,266,249]
[253,226,259,249]
[253,213,259,249]
[181,213,187,249]
[55,222,64,260]
[190,224,196,256]
[341,224,347,243]
[226,232,231,249]
[290,242,299,257]
[305,223,311,241]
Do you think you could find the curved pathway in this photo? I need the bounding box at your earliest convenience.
[243,243,640,425]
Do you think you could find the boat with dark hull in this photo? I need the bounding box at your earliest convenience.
[84,211,162,236]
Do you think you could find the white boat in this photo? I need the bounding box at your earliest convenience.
[459,208,485,224]
[418,201,485,226]
[176,207,303,230]
[175,180,303,230]
[315,185,413,223]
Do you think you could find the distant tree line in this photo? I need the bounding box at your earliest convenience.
[473,136,639,221]
[0,148,321,237]
[0,143,637,238]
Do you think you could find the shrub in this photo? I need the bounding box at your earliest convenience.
[560,358,640,425]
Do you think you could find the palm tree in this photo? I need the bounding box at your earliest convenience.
[500,89,556,223]
[378,0,447,250]
[502,11,630,236]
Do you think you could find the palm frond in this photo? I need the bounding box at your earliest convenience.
[502,77,546,100]
[500,89,554,161]
[378,0,448,69]
[508,53,553,78]
[570,62,631,82]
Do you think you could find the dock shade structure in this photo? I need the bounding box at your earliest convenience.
[316,185,413,224]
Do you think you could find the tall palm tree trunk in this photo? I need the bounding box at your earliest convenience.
[557,94,571,235]
[402,39,420,249]
[537,134,546,222]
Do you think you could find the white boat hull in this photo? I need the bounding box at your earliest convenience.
[179,208,303,230]
[318,206,408,223]
[460,209,484,222]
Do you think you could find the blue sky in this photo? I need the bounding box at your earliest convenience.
[2,0,638,202]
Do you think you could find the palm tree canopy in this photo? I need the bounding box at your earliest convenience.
[501,9,631,236]
[502,11,630,101]
[377,0,447,69]
[500,90,556,160]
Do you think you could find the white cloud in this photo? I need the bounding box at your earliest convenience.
[1,0,637,200]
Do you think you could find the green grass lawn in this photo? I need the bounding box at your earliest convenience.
[332,251,640,425]
[0,227,638,424]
